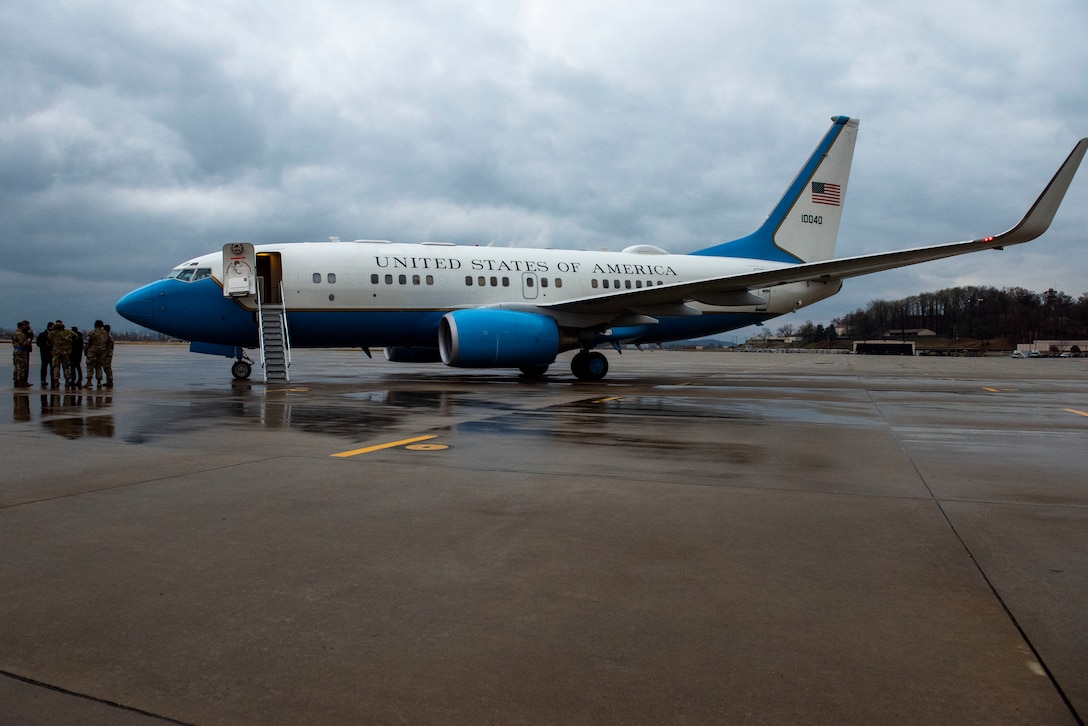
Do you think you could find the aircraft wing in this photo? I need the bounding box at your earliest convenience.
[540,138,1087,318]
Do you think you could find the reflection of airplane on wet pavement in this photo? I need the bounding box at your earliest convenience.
[116,117,1087,382]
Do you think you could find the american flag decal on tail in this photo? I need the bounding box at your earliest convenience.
[811,181,841,206]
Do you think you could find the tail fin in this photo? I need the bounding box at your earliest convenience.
[693,116,859,263]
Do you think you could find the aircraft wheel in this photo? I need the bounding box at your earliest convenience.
[571,351,608,381]
[231,360,253,380]
[519,364,550,377]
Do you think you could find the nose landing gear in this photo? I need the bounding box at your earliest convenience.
[231,358,253,380]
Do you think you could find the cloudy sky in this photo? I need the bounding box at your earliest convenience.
[3,0,1086,340]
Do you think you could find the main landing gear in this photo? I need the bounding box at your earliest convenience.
[571,350,609,381]
[519,351,609,381]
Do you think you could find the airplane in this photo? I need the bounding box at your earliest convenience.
[116,116,1087,382]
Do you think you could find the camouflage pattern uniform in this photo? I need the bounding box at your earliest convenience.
[11,322,33,387]
[102,325,114,388]
[48,321,75,387]
[85,322,109,387]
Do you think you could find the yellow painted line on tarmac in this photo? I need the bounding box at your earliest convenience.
[593,396,623,403]
[1063,408,1088,418]
[983,387,1000,393]
[332,435,438,458]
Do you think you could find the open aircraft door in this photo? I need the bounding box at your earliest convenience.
[223,243,256,297]
[256,251,283,304]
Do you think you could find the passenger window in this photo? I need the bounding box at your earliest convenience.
[502,277,509,287]
[636,280,643,289]
[426,275,434,285]
[477,276,486,286]
[490,276,497,287]
[328,273,336,284]
[385,274,393,285]
[625,280,632,289]
[540,278,549,288]
[526,277,534,288]
[592,279,599,289]
[313,273,321,284]
[555,278,562,288]
[412,274,420,285]
[465,276,473,286]
[398,274,406,285]
[371,274,379,284]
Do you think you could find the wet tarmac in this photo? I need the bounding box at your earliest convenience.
[2,345,1087,724]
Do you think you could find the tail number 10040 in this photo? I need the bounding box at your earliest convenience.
[801,214,823,224]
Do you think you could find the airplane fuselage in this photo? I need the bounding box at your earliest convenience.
[119,241,840,350]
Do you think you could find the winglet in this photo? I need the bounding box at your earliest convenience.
[988,138,1088,246]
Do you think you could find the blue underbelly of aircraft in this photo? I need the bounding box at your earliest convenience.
[287,311,770,348]
[117,278,773,350]
[285,310,448,347]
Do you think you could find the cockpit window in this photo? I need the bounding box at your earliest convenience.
[167,267,212,282]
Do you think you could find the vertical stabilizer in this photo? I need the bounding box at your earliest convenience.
[693,116,859,263]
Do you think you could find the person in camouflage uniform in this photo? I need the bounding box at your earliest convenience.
[102,324,115,388]
[84,320,109,388]
[48,320,76,388]
[11,321,34,388]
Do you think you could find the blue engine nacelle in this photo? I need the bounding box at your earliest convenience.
[439,310,560,368]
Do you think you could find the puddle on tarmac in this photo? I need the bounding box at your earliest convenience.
[10,378,878,446]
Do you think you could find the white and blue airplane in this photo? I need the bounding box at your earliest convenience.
[116,117,1087,381]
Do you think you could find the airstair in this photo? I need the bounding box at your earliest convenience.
[257,282,291,383]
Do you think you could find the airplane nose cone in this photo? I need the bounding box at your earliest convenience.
[116,286,154,327]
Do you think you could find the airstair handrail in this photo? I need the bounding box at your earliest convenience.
[279,281,291,372]
[255,276,267,374]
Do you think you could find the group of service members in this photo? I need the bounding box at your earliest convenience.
[10,319,114,390]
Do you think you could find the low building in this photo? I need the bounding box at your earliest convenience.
[853,340,915,355]
[885,329,937,338]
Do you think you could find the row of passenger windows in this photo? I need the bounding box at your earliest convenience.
[592,279,665,289]
[464,276,565,288]
[308,272,666,290]
[169,267,672,290]
[312,273,437,285]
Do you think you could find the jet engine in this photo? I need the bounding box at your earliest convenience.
[438,309,560,368]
